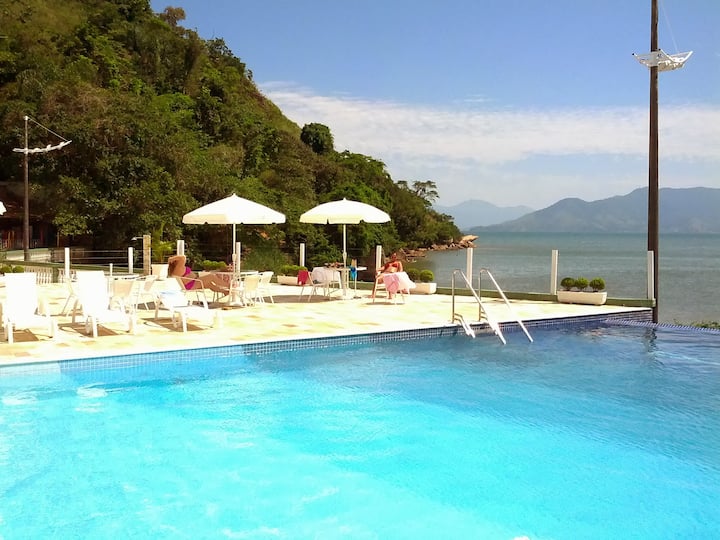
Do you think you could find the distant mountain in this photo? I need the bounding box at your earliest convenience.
[467,187,720,234]
[434,200,534,230]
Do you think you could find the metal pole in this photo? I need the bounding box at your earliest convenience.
[465,247,473,287]
[142,234,151,275]
[648,0,660,322]
[550,249,559,295]
[22,116,29,262]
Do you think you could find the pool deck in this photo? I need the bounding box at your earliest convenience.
[0,280,651,367]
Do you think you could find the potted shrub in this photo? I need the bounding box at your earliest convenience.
[410,268,437,295]
[151,239,174,280]
[277,264,307,285]
[557,276,607,305]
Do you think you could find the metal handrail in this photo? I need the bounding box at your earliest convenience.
[450,268,532,344]
[451,269,506,344]
[476,268,532,342]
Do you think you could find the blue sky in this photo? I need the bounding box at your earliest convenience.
[150,0,719,208]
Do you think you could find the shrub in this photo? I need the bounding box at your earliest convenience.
[280,264,306,276]
[11,265,24,273]
[589,277,605,292]
[418,269,435,283]
[201,260,228,271]
[560,277,575,291]
[574,277,589,291]
[405,268,420,281]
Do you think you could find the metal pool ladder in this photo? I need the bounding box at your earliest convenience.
[451,269,533,345]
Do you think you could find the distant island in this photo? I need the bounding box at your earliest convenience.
[442,187,720,234]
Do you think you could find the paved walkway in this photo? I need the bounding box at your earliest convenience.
[0,280,649,366]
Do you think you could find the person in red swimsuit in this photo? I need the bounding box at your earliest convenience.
[167,255,229,294]
[371,252,405,298]
[379,252,403,274]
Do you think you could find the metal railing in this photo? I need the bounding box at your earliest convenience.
[451,268,533,344]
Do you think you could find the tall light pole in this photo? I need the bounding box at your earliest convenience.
[12,115,71,261]
[633,1,692,323]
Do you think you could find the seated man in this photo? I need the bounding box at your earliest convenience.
[167,255,229,294]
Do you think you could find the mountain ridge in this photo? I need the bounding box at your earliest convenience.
[434,200,534,229]
[466,187,720,234]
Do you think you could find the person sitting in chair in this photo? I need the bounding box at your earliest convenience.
[379,252,403,274]
[167,255,229,294]
[371,252,405,298]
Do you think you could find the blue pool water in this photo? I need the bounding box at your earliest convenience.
[1,324,719,539]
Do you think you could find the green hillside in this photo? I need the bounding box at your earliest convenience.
[0,0,459,265]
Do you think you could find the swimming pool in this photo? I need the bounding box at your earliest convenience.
[1,323,718,539]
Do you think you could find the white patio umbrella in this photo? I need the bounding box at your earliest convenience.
[182,193,285,253]
[0,201,6,215]
[299,198,390,266]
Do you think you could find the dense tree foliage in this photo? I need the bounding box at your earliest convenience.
[300,123,334,155]
[0,0,460,264]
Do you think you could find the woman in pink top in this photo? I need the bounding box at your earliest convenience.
[167,255,229,294]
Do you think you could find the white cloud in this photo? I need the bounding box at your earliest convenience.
[261,83,720,207]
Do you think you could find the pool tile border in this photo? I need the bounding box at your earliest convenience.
[0,311,654,378]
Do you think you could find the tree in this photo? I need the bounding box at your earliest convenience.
[300,123,334,154]
[412,180,439,207]
[159,7,186,27]
[0,0,461,262]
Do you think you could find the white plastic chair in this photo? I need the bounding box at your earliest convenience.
[372,273,407,304]
[132,275,158,310]
[240,273,261,306]
[110,278,138,313]
[198,271,231,303]
[154,288,221,332]
[297,269,321,301]
[1,272,56,343]
[73,271,135,338]
[257,271,275,304]
[61,270,79,315]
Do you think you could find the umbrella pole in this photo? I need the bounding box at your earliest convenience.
[342,224,347,267]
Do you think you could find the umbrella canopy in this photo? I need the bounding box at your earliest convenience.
[0,202,5,215]
[183,193,285,252]
[300,198,390,265]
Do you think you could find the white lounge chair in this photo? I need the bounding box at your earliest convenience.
[1,272,56,343]
[73,271,135,338]
[155,286,221,333]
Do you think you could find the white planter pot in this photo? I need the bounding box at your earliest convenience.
[151,263,169,280]
[411,282,437,295]
[556,290,607,306]
[276,275,298,286]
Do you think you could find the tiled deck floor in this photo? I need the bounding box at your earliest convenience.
[0,280,650,366]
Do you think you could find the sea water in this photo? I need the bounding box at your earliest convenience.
[421,232,720,324]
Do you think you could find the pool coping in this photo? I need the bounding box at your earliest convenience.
[0,310,655,377]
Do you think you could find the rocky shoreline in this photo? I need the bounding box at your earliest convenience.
[401,235,477,261]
